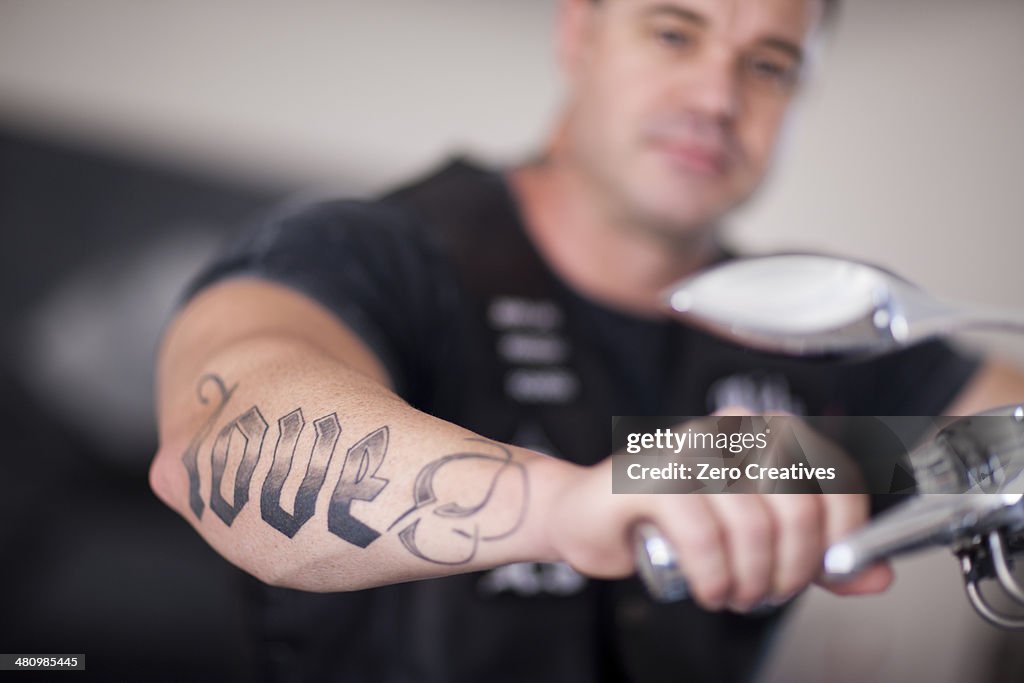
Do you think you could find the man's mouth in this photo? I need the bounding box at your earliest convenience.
[654,141,731,176]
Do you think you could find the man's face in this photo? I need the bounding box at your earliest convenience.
[560,0,824,231]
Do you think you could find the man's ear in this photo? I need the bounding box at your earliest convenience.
[556,0,598,78]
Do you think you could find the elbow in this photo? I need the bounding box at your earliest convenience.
[256,555,368,593]
[148,444,366,594]
[253,564,320,592]
[249,562,295,590]
[148,447,181,512]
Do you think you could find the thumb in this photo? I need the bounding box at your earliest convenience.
[818,561,894,596]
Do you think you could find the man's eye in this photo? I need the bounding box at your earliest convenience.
[747,57,798,86]
[655,28,693,49]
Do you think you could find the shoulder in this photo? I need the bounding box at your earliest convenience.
[253,156,506,256]
[186,156,514,313]
[247,196,430,256]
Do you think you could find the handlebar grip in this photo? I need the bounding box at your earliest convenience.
[633,522,689,602]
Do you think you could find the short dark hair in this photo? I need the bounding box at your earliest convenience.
[590,0,840,27]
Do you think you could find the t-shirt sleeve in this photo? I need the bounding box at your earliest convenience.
[183,199,454,405]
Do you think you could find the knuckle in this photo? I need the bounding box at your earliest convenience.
[694,575,732,606]
[680,524,725,556]
[732,577,769,607]
[775,558,819,596]
[831,493,869,528]
[775,573,811,598]
[778,496,822,533]
[737,513,775,548]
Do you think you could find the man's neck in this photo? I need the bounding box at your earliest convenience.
[507,157,721,319]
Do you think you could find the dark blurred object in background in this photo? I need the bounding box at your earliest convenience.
[0,126,287,680]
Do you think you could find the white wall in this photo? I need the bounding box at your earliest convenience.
[0,0,561,192]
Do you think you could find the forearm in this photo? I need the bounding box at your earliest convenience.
[151,334,578,591]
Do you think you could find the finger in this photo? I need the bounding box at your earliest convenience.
[764,494,825,599]
[658,494,732,611]
[820,493,870,546]
[711,405,755,416]
[819,561,894,596]
[706,494,775,610]
[815,493,887,593]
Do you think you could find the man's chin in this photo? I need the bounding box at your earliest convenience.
[627,187,732,233]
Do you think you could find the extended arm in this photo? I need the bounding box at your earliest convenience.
[152,277,890,608]
[151,278,575,591]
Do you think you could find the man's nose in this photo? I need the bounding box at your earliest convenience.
[681,51,741,124]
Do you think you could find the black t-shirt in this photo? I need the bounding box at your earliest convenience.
[186,159,980,683]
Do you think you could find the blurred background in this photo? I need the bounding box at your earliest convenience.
[0,0,1022,680]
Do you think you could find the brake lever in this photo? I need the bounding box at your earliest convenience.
[822,493,1024,579]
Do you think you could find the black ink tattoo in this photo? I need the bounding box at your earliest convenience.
[181,376,529,562]
[260,410,341,538]
[182,374,388,545]
[388,439,528,565]
[327,427,390,547]
[182,374,237,519]
[209,406,268,526]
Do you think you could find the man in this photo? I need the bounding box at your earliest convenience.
[150,0,1024,681]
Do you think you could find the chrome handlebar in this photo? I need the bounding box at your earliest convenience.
[633,405,1024,629]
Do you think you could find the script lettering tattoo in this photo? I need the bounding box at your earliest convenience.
[260,410,341,538]
[182,374,237,519]
[388,439,528,565]
[182,375,389,544]
[209,406,269,526]
[185,376,540,559]
[327,427,390,547]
